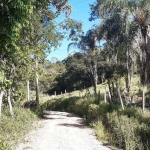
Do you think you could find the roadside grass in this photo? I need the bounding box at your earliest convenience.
[0,107,39,150]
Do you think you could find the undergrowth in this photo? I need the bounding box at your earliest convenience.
[0,107,39,150]
[43,96,150,150]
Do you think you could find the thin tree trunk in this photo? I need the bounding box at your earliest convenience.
[142,86,145,112]
[93,47,98,96]
[93,81,97,96]
[108,91,112,103]
[117,80,124,110]
[126,47,132,103]
[27,80,30,102]
[108,79,113,103]
[89,71,97,96]
[125,12,132,103]
[94,62,97,95]
[0,91,4,119]
[112,81,115,99]
[98,90,100,102]
[7,89,14,118]
[36,58,39,106]
[104,85,107,103]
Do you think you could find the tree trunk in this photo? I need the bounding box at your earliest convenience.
[98,90,100,102]
[125,12,132,103]
[112,81,115,99]
[0,91,4,119]
[126,47,132,103]
[27,80,30,102]
[94,62,98,95]
[93,48,98,96]
[93,80,97,96]
[89,71,97,96]
[116,80,124,110]
[142,86,145,112]
[35,58,39,106]
[108,91,112,103]
[104,85,107,103]
[108,79,113,103]
[7,89,14,118]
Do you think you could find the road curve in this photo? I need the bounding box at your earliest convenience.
[16,111,111,150]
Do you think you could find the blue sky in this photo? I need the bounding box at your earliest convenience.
[46,0,99,61]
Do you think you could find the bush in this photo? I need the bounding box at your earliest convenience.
[68,97,95,118]
[95,106,150,150]
[99,102,120,117]
[93,120,108,142]
[42,97,80,111]
[105,112,144,150]
[43,96,96,119]
[87,104,99,121]
[0,107,38,150]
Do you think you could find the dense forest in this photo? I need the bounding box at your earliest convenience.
[1,0,150,150]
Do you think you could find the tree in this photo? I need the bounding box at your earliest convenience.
[62,53,93,92]
[0,0,72,115]
[38,60,66,95]
[90,0,150,108]
[68,29,101,95]
[0,0,34,117]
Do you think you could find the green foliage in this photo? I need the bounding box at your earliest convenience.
[98,106,150,150]
[99,102,120,116]
[105,112,143,149]
[61,18,83,41]
[31,106,43,118]
[92,120,108,142]
[42,96,96,118]
[68,97,95,117]
[0,0,74,105]
[0,107,38,150]
[87,104,99,121]
[37,60,66,93]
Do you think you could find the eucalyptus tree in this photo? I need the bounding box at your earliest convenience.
[96,13,137,105]
[29,1,73,105]
[16,0,72,105]
[68,29,101,95]
[90,0,150,107]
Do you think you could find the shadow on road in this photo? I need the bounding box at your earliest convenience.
[57,123,86,129]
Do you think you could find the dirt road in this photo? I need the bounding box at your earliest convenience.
[16,111,111,150]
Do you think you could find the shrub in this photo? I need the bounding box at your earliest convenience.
[0,107,38,150]
[87,104,99,121]
[97,107,150,150]
[99,102,120,117]
[42,97,80,111]
[92,120,108,142]
[106,112,144,150]
[68,97,95,117]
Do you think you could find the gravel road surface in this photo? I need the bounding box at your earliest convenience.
[16,111,111,150]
